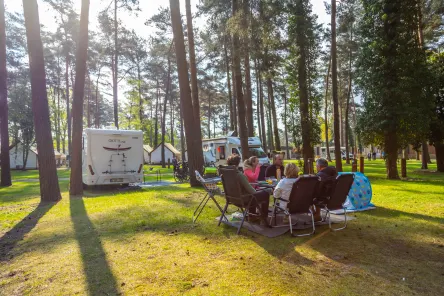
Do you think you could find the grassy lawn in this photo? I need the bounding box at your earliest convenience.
[0,160,443,295]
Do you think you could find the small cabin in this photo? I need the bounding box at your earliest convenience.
[8,142,39,170]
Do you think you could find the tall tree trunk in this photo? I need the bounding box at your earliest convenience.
[295,0,313,173]
[180,108,186,161]
[242,0,254,137]
[65,52,71,164]
[95,67,101,128]
[0,0,11,186]
[112,0,119,129]
[56,86,61,165]
[161,47,172,168]
[266,95,274,151]
[70,0,90,196]
[208,94,211,138]
[87,71,91,128]
[324,58,332,161]
[283,85,290,160]
[154,79,159,147]
[23,0,61,201]
[331,0,342,171]
[170,0,204,185]
[345,25,353,165]
[170,96,174,146]
[267,78,280,151]
[435,143,444,172]
[224,35,234,132]
[258,68,267,152]
[232,0,249,160]
[385,133,399,179]
[231,63,238,134]
[185,0,203,144]
[137,63,143,128]
[255,59,262,144]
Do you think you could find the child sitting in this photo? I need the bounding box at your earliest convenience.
[273,163,300,211]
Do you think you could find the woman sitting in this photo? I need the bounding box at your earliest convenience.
[243,156,261,183]
[273,163,300,210]
[226,154,271,224]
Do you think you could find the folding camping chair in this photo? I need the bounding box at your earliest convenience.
[218,167,268,235]
[193,170,226,223]
[318,174,355,231]
[269,175,320,236]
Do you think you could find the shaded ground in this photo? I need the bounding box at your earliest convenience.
[0,160,443,295]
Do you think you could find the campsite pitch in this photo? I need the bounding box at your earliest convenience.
[0,160,443,295]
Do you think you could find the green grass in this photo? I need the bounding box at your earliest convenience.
[10,168,71,180]
[0,160,443,295]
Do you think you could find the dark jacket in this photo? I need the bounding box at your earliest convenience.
[265,164,284,178]
[317,166,338,181]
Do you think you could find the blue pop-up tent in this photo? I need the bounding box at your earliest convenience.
[332,172,376,214]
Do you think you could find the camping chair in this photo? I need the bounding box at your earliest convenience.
[269,176,320,237]
[218,167,268,235]
[319,174,355,231]
[193,170,226,223]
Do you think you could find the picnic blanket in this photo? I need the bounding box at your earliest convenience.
[333,172,375,214]
[218,212,354,238]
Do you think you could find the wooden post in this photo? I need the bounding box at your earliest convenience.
[308,158,313,175]
[359,156,364,173]
[401,158,407,178]
[352,159,357,172]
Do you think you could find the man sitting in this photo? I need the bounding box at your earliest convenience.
[313,158,338,221]
[265,154,285,179]
[226,154,271,224]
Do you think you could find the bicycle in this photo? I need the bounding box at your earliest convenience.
[173,161,190,183]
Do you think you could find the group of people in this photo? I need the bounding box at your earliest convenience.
[225,154,338,224]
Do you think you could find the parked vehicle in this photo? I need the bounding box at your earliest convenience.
[202,136,270,167]
[314,146,354,160]
[82,129,144,186]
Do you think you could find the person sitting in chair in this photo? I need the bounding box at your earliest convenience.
[227,154,271,224]
[313,158,338,221]
[265,154,284,179]
[273,163,300,211]
[243,156,261,183]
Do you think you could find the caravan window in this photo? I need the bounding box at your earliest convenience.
[232,148,240,155]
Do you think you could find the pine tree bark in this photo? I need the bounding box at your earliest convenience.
[283,85,290,160]
[185,0,203,144]
[258,67,267,152]
[232,0,249,160]
[224,36,234,132]
[345,26,353,165]
[161,46,172,168]
[113,0,119,129]
[331,0,343,171]
[242,0,254,137]
[65,51,71,164]
[23,0,61,201]
[295,0,314,173]
[231,62,238,133]
[435,143,444,172]
[254,59,263,145]
[70,0,90,196]
[324,58,332,161]
[170,0,203,185]
[0,0,11,187]
[154,79,159,147]
[267,78,280,151]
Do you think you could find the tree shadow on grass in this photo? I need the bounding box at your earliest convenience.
[360,206,444,224]
[70,197,120,295]
[0,201,56,261]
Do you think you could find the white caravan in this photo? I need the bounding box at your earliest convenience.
[82,129,144,186]
[202,136,270,167]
